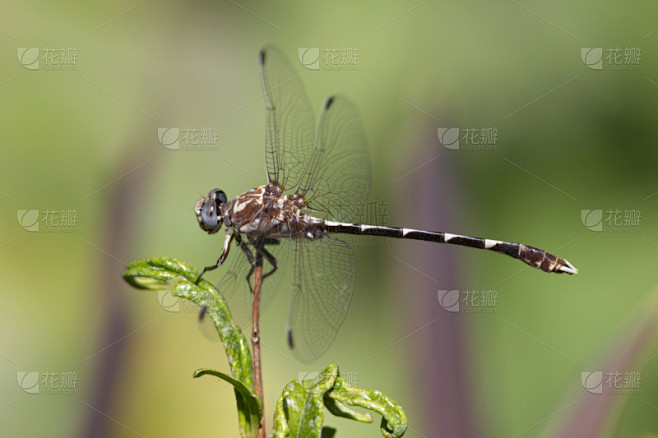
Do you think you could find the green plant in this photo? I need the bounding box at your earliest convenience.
[123,257,407,437]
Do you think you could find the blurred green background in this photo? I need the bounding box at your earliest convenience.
[2,1,657,437]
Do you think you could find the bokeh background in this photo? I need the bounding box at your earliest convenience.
[2,1,658,437]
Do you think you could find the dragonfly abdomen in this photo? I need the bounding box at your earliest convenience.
[321,220,577,275]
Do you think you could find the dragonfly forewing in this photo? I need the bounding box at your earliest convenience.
[260,45,315,191]
[298,96,371,222]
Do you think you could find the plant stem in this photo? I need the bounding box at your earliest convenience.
[252,256,265,438]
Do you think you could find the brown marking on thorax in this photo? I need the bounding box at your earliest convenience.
[224,183,309,236]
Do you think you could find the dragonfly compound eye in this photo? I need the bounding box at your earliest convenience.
[198,196,222,233]
[208,188,227,205]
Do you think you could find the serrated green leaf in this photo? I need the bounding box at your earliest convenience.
[272,365,337,438]
[272,364,407,438]
[194,368,262,437]
[327,376,407,438]
[123,257,259,438]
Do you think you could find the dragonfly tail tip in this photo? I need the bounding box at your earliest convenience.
[558,259,578,275]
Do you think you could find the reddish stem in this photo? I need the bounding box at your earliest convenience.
[252,259,265,438]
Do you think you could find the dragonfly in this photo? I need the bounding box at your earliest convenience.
[194,45,577,363]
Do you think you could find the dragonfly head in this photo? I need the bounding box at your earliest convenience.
[195,188,227,234]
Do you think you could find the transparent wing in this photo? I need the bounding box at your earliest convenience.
[288,235,357,363]
[259,46,315,191]
[297,96,371,222]
[214,238,290,330]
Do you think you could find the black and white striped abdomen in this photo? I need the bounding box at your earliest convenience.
[319,219,577,275]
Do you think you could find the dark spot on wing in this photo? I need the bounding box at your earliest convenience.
[325,96,335,110]
[287,329,294,348]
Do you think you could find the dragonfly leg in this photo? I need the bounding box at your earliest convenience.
[258,243,279,281]
[250,236,279,279]
[242,237,280,292]
[196,232,233,283]
[237,237,256,265]
[237,238,260,293]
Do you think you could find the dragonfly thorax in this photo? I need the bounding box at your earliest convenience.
[223,183,309,238]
